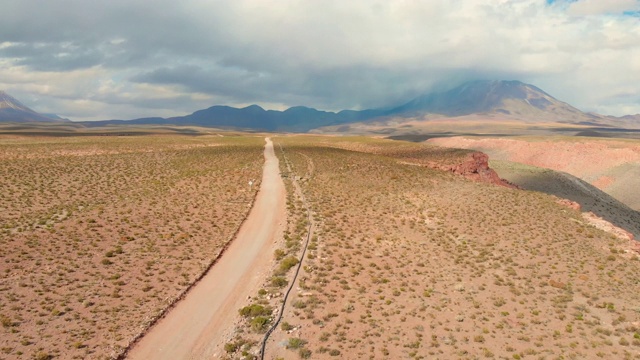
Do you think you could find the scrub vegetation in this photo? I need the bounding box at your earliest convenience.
[2,133,639,360]
[0,134,263,359]
[264,136,640,360]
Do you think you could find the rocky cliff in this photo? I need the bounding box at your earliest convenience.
[429,152,517,188]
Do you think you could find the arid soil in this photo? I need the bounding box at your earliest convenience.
[302,136,511,187]
[0,135,264,359]
[313,115,613,138]
[263,136,640,359]
[3,134,640,360]
[427,136,640,211]
[127,138,286,359]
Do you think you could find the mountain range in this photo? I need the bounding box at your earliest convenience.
[1,80,638,131]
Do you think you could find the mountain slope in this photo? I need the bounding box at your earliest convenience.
[388,80,595,122]
[490,160,640,238]
[0,91,33,112]
[0,91,68,123]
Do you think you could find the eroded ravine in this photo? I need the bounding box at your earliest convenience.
[127,138,286,359]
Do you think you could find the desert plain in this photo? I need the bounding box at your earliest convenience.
[0,129,639,360]
[3,0,640,358]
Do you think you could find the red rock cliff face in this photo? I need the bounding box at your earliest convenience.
[437,152,516,188]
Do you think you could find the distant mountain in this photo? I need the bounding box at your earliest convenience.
[389,80,593,122]
[0,91,68,123]
[610,113,640,128]
[22,80,640,131]
[0,91,33,112]
[83,104,387,132]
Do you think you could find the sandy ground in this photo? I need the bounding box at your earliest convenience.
[127,138,286,360]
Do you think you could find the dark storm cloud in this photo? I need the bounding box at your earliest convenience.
[0,43,103,71]
[131,65,273,100]
[130,64,416,111]
[132,62,529,112]
[0,0,224,68]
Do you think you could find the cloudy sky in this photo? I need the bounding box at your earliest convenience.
[1,0,639,120]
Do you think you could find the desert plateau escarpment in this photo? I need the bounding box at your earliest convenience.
[428,136,640,241]
[428,136,640,211]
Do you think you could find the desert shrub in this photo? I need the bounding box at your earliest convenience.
[292,300,306,309]
[224,337,248,354]
[299,348,312,359]
[0,314,12,328]
[224,342,238,353]
[287,337,307,349]
[274,249,286,261]
[250,316,270,332]
[239,304,271,318]
[279,256,299,272]
[34,352,51,360]
[271,276,288,287]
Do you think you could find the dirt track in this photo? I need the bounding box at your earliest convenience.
[127,138,285,359]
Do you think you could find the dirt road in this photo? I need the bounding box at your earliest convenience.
[127,137,285,359]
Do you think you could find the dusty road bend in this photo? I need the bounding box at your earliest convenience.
[127,137,286,360]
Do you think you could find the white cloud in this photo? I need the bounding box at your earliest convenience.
[567,0,640,16]
[1,0,640,119]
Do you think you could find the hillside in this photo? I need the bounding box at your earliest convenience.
[428,136,640,212]
[491,160,640,239]
[0,91,67,123]
[390,80,589,121]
